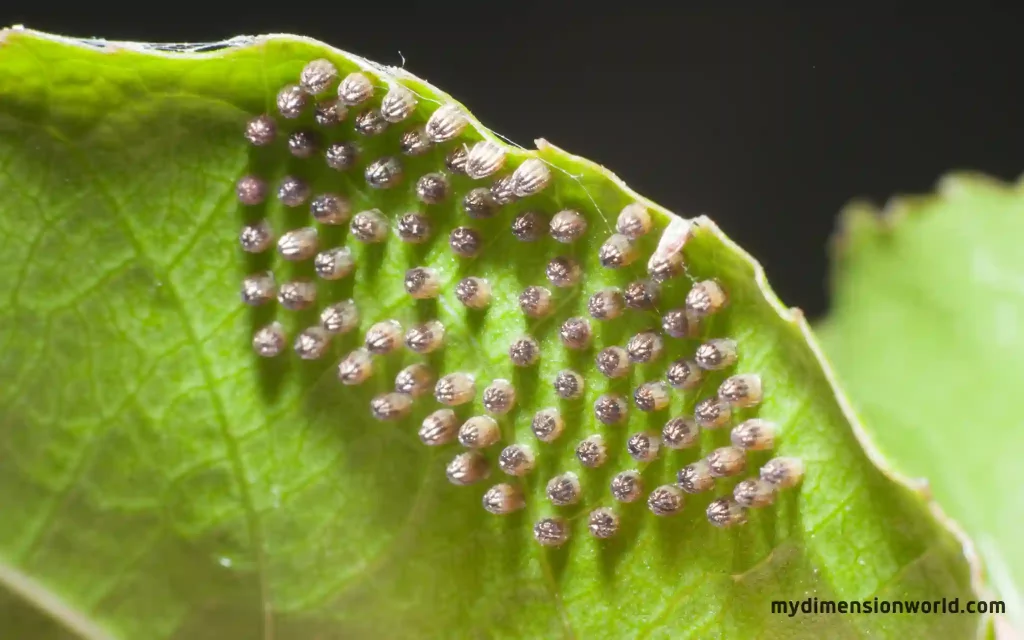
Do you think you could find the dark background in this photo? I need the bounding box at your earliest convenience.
[4,7,1021,319]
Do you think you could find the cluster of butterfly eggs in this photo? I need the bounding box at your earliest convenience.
[443,270,804,545]
[236,58,804,544]
[502,278,804,545]
[239,58,553,359]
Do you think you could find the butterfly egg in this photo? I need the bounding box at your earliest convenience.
[435,372,476,406]
[594,394,628,426]
[277,227,318,262]
[380,85,417,122]
[634,381,670,412]
[404,267,441,299]
[519,286,553,318]
[596,346,630,379]
[396,213,432,244]
[510,157,552,197]
[455,277,492,309]
[365,156,404,189]
[314,98,347,127]
[395,363,436,397]
[446,451,489,486]
[310,193,352,225]
[508,336,540,367]
[730,420,776,453]
[299,58,338,94]
[666,358,703,390]
[416,172,451,204]
[610,470,644,503]
[353,109,388,136]
[425,104,468,142]
[546,256,582,288]
[462,187,499,219]
[598,234,638,269]
[277,280,317,311]
[483,379,517,415]
[490,174,519,206]
[498,444,536,476]
[718,374,763,409]
[483,483,525,515]
[320,300,359,335]
[400,128,432,156]
[287,130,318,158]
[627,331,664,364]
[465,140,507,179]
[759,457,804,489]
[352,208,391,240]
[277,176,311,207]
[588,508,620,539]
[553,369,585,400]
[244,114,276,146]
[420,409,458,446]
[614,203,651,239]
[370,392,413,421]
[651,213,693,272]
[588,288,626,321]
[549,209,588,244]
[546,472,582,506]
[662,417,700,450]
[337,71,374,105]
[647,484,684,516]
[686,279,729,318]
[445,145,468,174]
[364,319,403,355]
[325,142,358,171]
[694,397,731,429]
[511,210,547,241]
[337,348,374,385]
[647,251,685,283]
[241,271,276,306]
[559,317,592,350]
[707,446,747,478]
[575,435,608,468]
[236,175,267,205]
[533,517,570,548]
[733,478,777,508]
[661,309,696,339]
[695,338,738,371]
[294,326,331,360]
[276,83,309,118]
[458,415,501,449]
[677,460,715,494]
[449,226,482,258]
[531,408,565,443]
[706,498,748,528]
[627,432,661,462]
[624,279,660,310]
[404,320,445,354]
[252,322,287,358]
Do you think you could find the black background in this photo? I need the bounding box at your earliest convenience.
[4,7,1021,319]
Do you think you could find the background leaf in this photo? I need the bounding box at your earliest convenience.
[0,30,982,639]
[819,173,1024,632]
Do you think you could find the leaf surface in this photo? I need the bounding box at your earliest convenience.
[0,29,981,639]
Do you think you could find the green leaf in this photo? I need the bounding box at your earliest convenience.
[0,29,982,639]
[819,173,1024,632]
